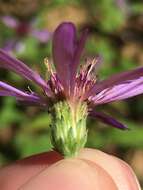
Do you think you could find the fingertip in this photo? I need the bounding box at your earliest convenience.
[20,158,117,190]
[0,151,62,190]
[78,148,141,190]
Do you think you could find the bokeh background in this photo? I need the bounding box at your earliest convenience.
[0,0,143,188]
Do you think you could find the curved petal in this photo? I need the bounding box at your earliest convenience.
[52,22,87,96]
[0,49,52,95]
[52,22,77,95]
[86,67,143,98]
[89,111,128,130]
[70,29,88,93]
[0,81,45,105]
[91,77,143,105]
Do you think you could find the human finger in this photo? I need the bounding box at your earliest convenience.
[78,148,141,190]
[19,158,118,190]
[0,151,62,190]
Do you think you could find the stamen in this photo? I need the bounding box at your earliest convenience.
[27,86,34,94]
[73,57,100,101]
[86,58,96,76]
[44,57,54,75]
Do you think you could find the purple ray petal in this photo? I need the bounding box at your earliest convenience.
[0,81,45,105]
[17,99,46,107]
[52,22,87,96]
[91,76,143,105]
[52,22,77,95]
[1,16,18,28]
[0,49,52,95]
[85,67,143,99]
[31,29,51,43]
[70,29,88,93]
[74,29,88,65]
[89,111,128,130]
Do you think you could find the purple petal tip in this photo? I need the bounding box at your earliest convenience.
[90,111,129,130]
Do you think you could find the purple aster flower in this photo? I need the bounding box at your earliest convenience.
[0,16,51,52]
[1,22,143,157]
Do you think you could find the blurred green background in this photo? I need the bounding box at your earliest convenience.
[0,0,143,188]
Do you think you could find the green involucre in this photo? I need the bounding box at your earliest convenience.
[51,101,88,158]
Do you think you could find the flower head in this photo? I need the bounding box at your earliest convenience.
[1,22,143,157]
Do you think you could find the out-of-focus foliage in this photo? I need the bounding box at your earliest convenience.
[0,0,143,188]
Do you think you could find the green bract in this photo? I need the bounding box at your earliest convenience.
[51,101,88,157]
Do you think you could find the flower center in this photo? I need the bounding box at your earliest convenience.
[74,58,99,101]
[44,57,99,103]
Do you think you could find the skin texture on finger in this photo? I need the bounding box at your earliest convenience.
[78,148,141,190]
[0,149,140,190]
[0,151,62,190]
[19,158,118,190]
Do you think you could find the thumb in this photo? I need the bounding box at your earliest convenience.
[19,158,118,190]
[79,148,141,190]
